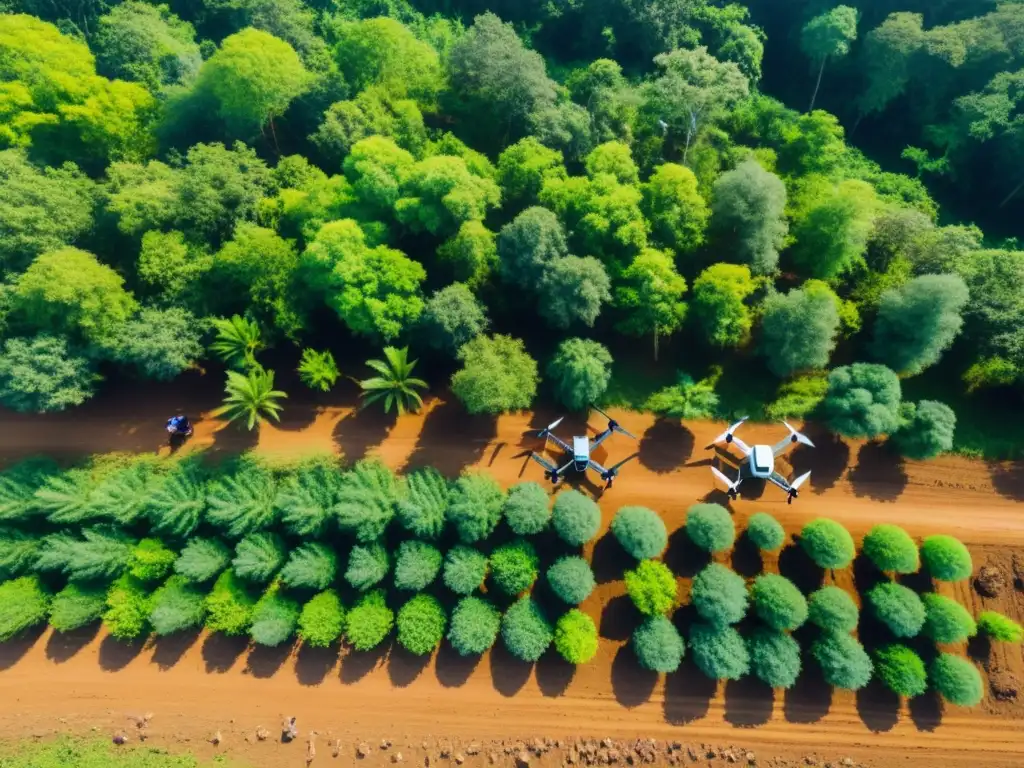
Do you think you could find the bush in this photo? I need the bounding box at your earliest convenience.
[862,525,919,574]
[501,597,553,662]
[551,490,601,546]
[0,334,95,413]
[103,574,151,640]
[299,590,346,648]
[0,575,50,640]
[33,468,95,525]
[750,574,808,631]
[396,467,449,540]
[554,609,598,664]
[921,535,972,582]
[446,471,505,544]
[812,632,873,690]
[232,532,287,584]
[807,586,859,633]
[921,593,976,643]
[448,596,501,655]
[206,461,278,538]
[823,363,902,439]
[345,542,390,591]
[174,537,231,583]
[546,556,596,605]
[275,457,342,538]
[90,460,158,525]
[624,559,678,616]
[36,526,133,582]
[148,459,207,539]
[0,528,39,580]
[930,653,983,706]
[611,506,667,560]
[334,459,400,543]
[689,622,750,681]
[686,503,735,553]
[250,589,300,647]
[345,589,394,651]
[747,628,802,689]
[874,644,927,698]
[503,482,551,535]
[442,545,488,595]
[204,570,256,636]
[893,400,956,459]
[799,518,855,569]
[280,542,337,590]
[489,539,540,596]
[867,582,926,638]
[397,594,447,655]
[149,576,206,635]
[977,611,1024,643]
[745,512,785,551]
[49,583,107,632]
[547,338,614,411]
[394,540,443,591]
[691,563,747,626]
[632,616,685,673]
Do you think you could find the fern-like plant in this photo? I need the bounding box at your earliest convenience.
[33,468,97,524]
[174,537,232,583]
[89,460,157,524]
[297,348,340,392]
[212,366,287,431]
[0,527,40,580]
[359,347,428,415]
[35,526,133,582]
[345,542,390,591]
[148,458,207,539]
[275,456,343,537]
[210,314,263,370]
[396,467,449,540]
[334,459,400,543]
[232,532,287,584]
[0,459,58,522]
[280,542,337,590]
[206,460,278,538]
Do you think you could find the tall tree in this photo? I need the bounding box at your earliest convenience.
[538,256,612,329]
[614,248,688,361]
[642,163,709,254]
[451,335,539,414]
[691,264,757,349]
[497,207,570,289]
[547,338,614,411]
[94,2,202,90]
[760,282,841,377]
[789,178,877,280]
[359,347,428,415]
[800,6,858,112]
[418,284,489,356]
[709,159,788,275]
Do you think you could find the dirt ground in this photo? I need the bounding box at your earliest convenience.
[0,374,1022,768]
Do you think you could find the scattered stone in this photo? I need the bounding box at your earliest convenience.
[307,732,318,765]
[393,753,404,763]
[255,727,270,742]
[332,739,342,758]
[841,760,854,767]
[467,743,481,756]
[210,732,222,747]
[454,754,465,765]
[382,739,393,750]
[516,750,531,767]
[440,747,452,759]
[746,752,756,765]
[990,670,1021,701]
[112,733,128,746]
[977,565,1009,597]
[423,742,430,750]
[602,739,614,750]
[608,749,621,763]
[488,753,499,764]
[282,717,299,743]
[357,743,371,758]
[706,749,718,760]
[1012,554,1024,590]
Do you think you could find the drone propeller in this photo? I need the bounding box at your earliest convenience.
[529,453,561,484]
[538,416,565,438]
[712,416,749,445]
[591,405,637,439]
[782,421,816,448]
[711,465,740,500]
[786,471,812,504]
[600,452,639,488]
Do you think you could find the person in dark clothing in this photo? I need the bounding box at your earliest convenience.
[166,414,193,436]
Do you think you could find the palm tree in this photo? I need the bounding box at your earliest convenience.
[359,347,428,415]
[212,367,287,430]
[210,315,263,370]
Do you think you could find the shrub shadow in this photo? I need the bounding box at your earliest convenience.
[246,641,295,679]
[45,624,100,664]
[151,628,202,670]
[724,676,774,727]
[434,641,481,688]
[638,419,694,473]
[909,689,943,731]
[201,632,249,673]
[402,398,497,476]
[339,642,389,684]
[536,651,575,697]
[98,634,146,672]
[790,424,849,494]
[783,667,833,724]
[778,544,824,595]
[599,594,639,642]
[663,658,716,725]
[0,624,46,670]
[848,442,909,502]
[732,534,764,578]
[296,643,340,686]
[856,679,900,732]
[591,530,633,584]
[611,644,657,708]
[664,526,710,579]
[489,643,533,697]
[387,645,431,688]
[989,460,1024,501]
[967,634,991,665]
[332,407,395,464]
[852,553,886,599]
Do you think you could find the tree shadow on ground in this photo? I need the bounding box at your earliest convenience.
[852,553,886,598]
[339,642,389,684]
[296,644,340,686]
[663,658,716,725]
[151,628,202,670]
[989,460,1024,501]
[0,624,46,671]
[387,645,431,688]
[638,420,694,473]
[490,643,533,697]
[856,679,900,732]
[206,422,260,458]
[246,641,295,679]
[664,526,711,579]
[592,530,634,584]
[724,677,774,727]
[45,623,99,664]
[848,442,909,502]
[333,407,395,464]
[611,644,657,708]
[777,544,824,595]
[98,635,146,672]
[202,633,249,673]
[434,641,481,688]
[909,690,943,731]
[784,667,833,724]
[967,634,991,665]
[402,398,497,476]
[536,651,575,697]
[732,534,764,578]
[600,594,640,641]
[790,423,850,494]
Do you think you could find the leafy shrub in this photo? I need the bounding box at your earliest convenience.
[501,597,553,662]
[867,582,926,638]
[204,570,256,636]
[503,482,551,535]
[921,593,976,643]
[149,576,206,635]
[448,596,501,656]
[299,590,346,648]
[335,459,400,543]
[874,644,927,698]
[645,373,719,419]
[547,338,613,411]
[812,632,873,690]
[36,526,133,582]
[0,334,95,413]
[174,537,231,583]
[551,490,601,546]
[0,575,50,641]
[0,528,40,580]
[297,348,340,391]
[807,586,859,633]
[397,594,447,655]
[489,539,540,595]
[275,457,342,537]
[206,461,278,538]
[129,538,176,582]
[799,518,855,569]
[0,459,58,524]
[396,467,449,540]
[546,556,596,605]
[747,628,802,689]
[750,574,808,631]
[49,583,106,632]
[921,535,972,582]
[103,574,151,640]
[862,524,919,574]
[34,468,95,524]
[625,559,678,616]
[628,613,685,674]
[442,545,488,595]
[685,503,735,553]
[554,609,598,664]
[691,563,747,626]
[89,461,157,524]
[232,532,286,584]
[345,542,390,591]
[394,540,443,591]
[611,506,667,560]
[689,622,750,681]
[446,471,505,544]
[893,400,956,459]
[345,589,394,651]
[147,459,206,538]
[930,653,983,706]
[745,512,785,551]
[977,611,1024,643]
[250,588,300,647]
[280,542,337,590]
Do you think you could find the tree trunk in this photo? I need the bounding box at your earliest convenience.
[999,174,1024,208]
[809,56,827,112]
[653,327,660,363]
[268,116,281,155]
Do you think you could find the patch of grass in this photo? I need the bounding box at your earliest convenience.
[0,736,242,767]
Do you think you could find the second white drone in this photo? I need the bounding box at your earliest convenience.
[710,417,814,504]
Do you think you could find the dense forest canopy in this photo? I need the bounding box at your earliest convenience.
[0,0,1021,456]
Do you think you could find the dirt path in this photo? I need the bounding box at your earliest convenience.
[0,378,1022,767]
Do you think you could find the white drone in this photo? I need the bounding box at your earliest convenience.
[710,417,814,504]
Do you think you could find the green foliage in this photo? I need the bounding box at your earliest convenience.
[690,622,750,681]
[90,460,157,525]
[396,468,449,540]
[149,576,205,635]
[645,372,720,419]
[419,284,489,356]
[33,468,95,525]
[280,542,337,590]
[451,334,539,414]
[250,588,300,647]
[862,525,920,574]
[275,457,342,538]
[0,528,41,580]
[867,582,926,638]
[546,556,596,606]
[874,644,927,698]
[334,459,400,543]
[437,223,497,289]
[489,539,540,596]
[642,163,709,253]
[448,595,501,656]
[232,533,287,584]
[0,460,58,524]
[632,615,685,674]
[977,612,1023,643]
[497,138,566,205]
[174,537,231,584]
[396,594,447,655]
[129,538,176,583]
[824,364,902,439]
[203,570,255,636]
[94,2,201,90]
[759,283,840,377]
[299,590,346,648]
[930,653,983,707]
[554,609,598,665]
[210,315,263,372]
[536,256,611,330]
[503,482,551,536]
[921,535,973,582]
[709,159,787,275]
[446,471,505,544]
[0,575,50,641]
[799,518,855,569]
[551,490,601,546]
[443,545,488,596]
[691,563,748,626]
[0,335,96,413]
[812,632,873,690]
[893,400,957,460]
[297,349,340,392]
[148,460,206,539]
[614,248,688,360]
[212,367,287,431]
[103,574,151,640]
[788,178,876,280]
[547,339,613,412]
[747,628,802,689]
[691,263,756,348]
[100,307,203,382]
[921,594,977,643]
[36,526,133,582]
[345,542,390,591]
[686,503,736,553]
[611,506,667,560]
[745,512,785,551]
[49,583,106,633]
[750,574,808,631]
[807,586,859,634]
[393,540,443,591]
[333,17,442,103]
[624,559,677,617]
[500,597,553,662]
[206,461,278,538]
[359,347,427,415]
[765,372,829,420]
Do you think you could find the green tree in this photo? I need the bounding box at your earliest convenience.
[800,518,855,569]
[359,347,427,415]
[690,622,750,681]
[760,283,841,377]
[709,159,787,275]
[437,222,498,289]
[0,335,96,413]
[332,17,443,104]
[149,575,206,635]
[451,334,539,415]
[546,556,596,606]
[210,315,263,371]
[311,89,426,167]
[823,363,902,439]
[789,178,877,280]
[930,654,983,707]
[497,207,569,290]
[867,582,926,638]
[36,526,133,582]
[497,137,567,205]
[807,586,859,633]
[551,489,601,546]
[503,482,551,536]
[297,348,340,392]
[232,532,286,584]
[250,587,300,646]
[204,570,255,636]
[862,524,920,574]
[614,248,687,360]
[642,163,709,253]
[149,460,207,539]
[94,2,201,90]
[174,538,231,584]
[419,284,489,356]
[645,372,720,419]
[501,597,553,662]
[334,459,400,543]
[554,609,598,664]
[686,503,736,554]
[447,471,505,544]
[747,628,802,689]
[100,307,203,382]
[547,338,613,412]
[812,631,872,690]
[691,263,756,348]
[611,506,667,560]
[395,155,501,237]
[130,538,175,582]
[800,6,858,111]
[103,574,151,640]
[921,535,973,582]
[448,596,501,656]
[394,540,443,591]
[443,546,488,596]
[538,256,611,329]
[632,615,685,673]
[280,542,337,590]
[345,588,394,651]
[212,367,287,431]
[0,575,50,641]
[691,563,748,626]
[625,559,678,616]
[745,512,785,551]
[977,611,1024,643]
[489,539,540,596]
[298,590,345,648]
[397,594,447,655]
[922,593,976,643]
[874,644,927,698]
[750,574,808,631]
[893,400,956,459]
[0,528,40,580]
[345,542,390,591]
[49,583,106,633]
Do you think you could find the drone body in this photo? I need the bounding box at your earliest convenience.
[710,417,814,503]
[530,407,639,488]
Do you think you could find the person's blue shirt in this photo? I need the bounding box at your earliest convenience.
[167,415,190,432]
